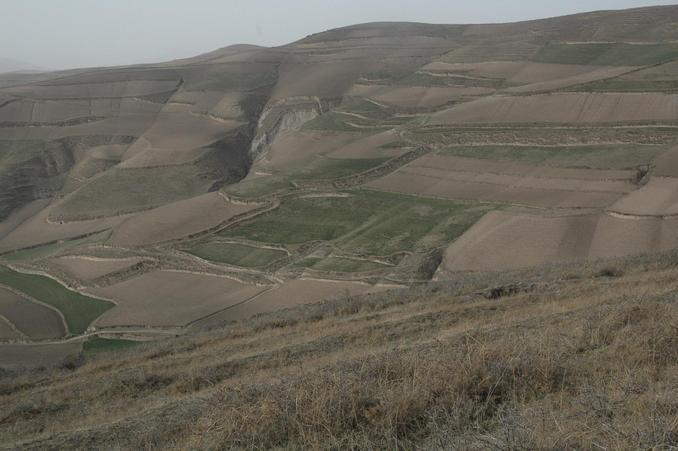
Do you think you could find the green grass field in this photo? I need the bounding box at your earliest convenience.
[0,266,114,334]
[184,242,287,268]
[570,79,678,92]
[83,337,139,356]
[439,144,664,169]
[221,190,492,255]
[409,126,678,148]
[52,165,215,220]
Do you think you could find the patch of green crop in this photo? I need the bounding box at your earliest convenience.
[0,266,114,334]
[83,337,139,355]
[409,126,678,147]
[569,79,678,92]
[52,165,215,220]
[439,144,664,169]
[185,242,287,268]
[221,190,493,255]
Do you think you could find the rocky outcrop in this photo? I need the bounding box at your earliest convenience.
[249,96,337,160]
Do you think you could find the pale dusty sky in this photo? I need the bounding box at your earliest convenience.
[1,0,676,70]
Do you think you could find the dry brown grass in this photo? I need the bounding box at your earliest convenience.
[0,252,677,450]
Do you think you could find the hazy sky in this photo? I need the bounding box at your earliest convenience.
[2,0,676,70]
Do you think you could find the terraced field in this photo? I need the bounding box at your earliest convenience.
[221,190,491,256]
[183,242,287,268]
[0,265,113,335]
[4,5,678,368]
[438,144,664,169]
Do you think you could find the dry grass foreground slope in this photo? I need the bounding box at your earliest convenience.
[0,252,676,450]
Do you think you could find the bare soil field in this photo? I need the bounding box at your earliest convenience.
[0,317,20,340]
[0,287,66,339]
[0,99,91,123]
[652,145,678,177]
[326,129,406,159]
[589,213,678,258]
[111,192,261,247]
[120,104,244,168]
[436,211,597,274]
[90,271,267,327]
[436,210,678,274]
[0,199,50,241]
[367,154,631,208]
[193,279,393,329]
[271,62,370,101]
[51,256,146,281]
[169,91,245,120]
[258,131,358,170]
[505,66,634,93]
[0,97,162,125]
[0,341,82,369]
[430,92,678,125]
[608,177,678,216]
[347,84,493,108]
[0,202,124,253]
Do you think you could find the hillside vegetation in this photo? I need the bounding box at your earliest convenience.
[1,252,676,449]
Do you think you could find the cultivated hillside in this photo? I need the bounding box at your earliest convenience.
[1,252,676,448]
[2,5,678,367]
